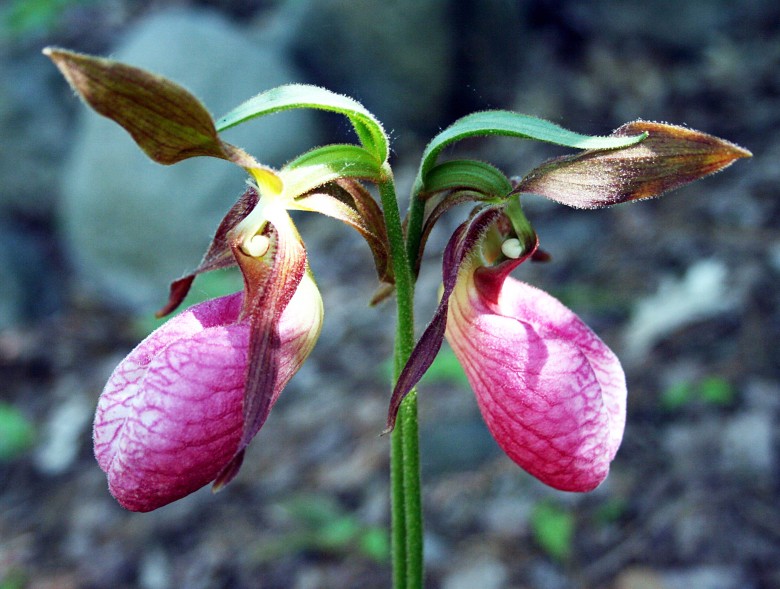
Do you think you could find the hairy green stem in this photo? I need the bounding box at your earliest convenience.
[378,165,423,589]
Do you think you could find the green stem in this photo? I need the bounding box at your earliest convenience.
[378,165,423,589]
[405,178,426,279]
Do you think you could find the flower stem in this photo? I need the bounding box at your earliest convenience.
[378,165,423,589]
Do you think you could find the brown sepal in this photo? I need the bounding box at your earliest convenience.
[515,121,752,209]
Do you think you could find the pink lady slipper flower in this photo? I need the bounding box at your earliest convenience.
[445,230,625,491]
[388,205,625,491]
[95,186,324,511]
[44,49,395,510]
[388,121,750,491]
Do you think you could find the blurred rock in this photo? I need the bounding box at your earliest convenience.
[662,566,753,589]
[441,556,508,589]
[61,9,320,310]
[720,411,775,479]
[419,418,501,476]
[285,0,453,135]
[33,379,92,475]
[663,411,775,483]
[623,259,742,360]
[0,50,71,213]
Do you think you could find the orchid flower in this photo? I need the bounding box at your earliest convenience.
[442,210,625,491]
[45,49,390,511]
[92,180,324,511]
[387,204,625,490]
[389,121,751,491]
[95,271,322,512]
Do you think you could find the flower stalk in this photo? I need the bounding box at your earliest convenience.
[377,168,424,588]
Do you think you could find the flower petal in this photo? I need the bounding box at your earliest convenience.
[94,293,246,511]
[446,277,626,491]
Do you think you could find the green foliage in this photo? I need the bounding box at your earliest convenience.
[660,376,735,411]
[216,84,389,164]
[254,494,390,563]
[594,498,628,524]
[1,0,91,38]
[419,345,469,386]
[0,569,27,589]
[531,501,575,562]
[0,402,36,461]
[698,376,735,405]
[414,110,647,194]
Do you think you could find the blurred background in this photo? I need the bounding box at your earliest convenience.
[0,1,777,588]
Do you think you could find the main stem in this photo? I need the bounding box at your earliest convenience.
[378,166,423,589]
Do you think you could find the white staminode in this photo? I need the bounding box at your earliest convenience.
[501,238,524,259]
[243,234,271,258]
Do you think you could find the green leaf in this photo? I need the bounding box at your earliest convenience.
[0,402,36,461]
[531,501,575,562]
[423,159,512,199]
[415,110,648,192]
[216,84,389,163]
[660,381,695,411]
[699,376,734,406]
[281,144,382,197]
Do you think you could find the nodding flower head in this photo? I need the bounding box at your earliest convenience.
[447,258,626,491]
[388,202,627,491]
[94,187,323,511]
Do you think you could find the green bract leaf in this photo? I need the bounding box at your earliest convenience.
[0,402,36,461]
[216,84,389,163]
[423,159,512,199]
[281,144,383,197]
[415,110,648,193]
[46,48,233,165]
[514,121,752,208]
[531,501,575,562]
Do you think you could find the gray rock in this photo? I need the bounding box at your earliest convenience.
[441,556,508,589]
[0,51,71,213]
[61,9,320,310]
[720,412,775,479]
[623,259,742,361]
[663,411,775,482]
[286,0,453,134]
[662,566,754,589]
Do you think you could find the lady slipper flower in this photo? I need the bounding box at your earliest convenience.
[92,183,323,511]
[389,121,750,491]
[446,253,626,491]
[388,204,626,491]
[95,270,322,512]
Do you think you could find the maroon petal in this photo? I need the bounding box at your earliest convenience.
[157,187,260,317]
